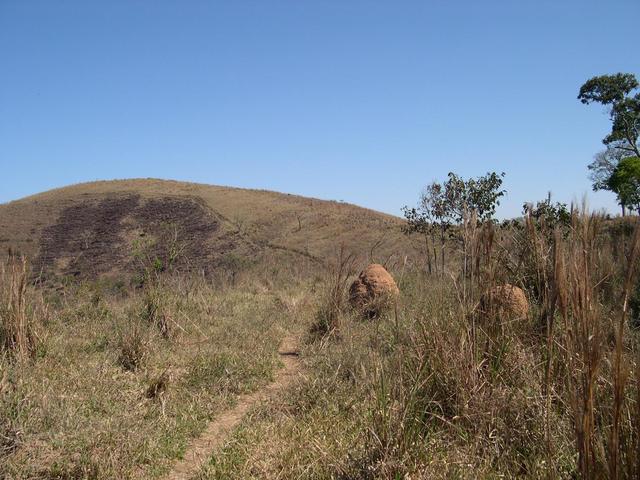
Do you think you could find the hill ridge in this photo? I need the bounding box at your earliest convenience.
[0,178,413,281]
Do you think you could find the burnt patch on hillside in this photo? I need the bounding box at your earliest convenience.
[35,195,141,278]
[34,194,254,280]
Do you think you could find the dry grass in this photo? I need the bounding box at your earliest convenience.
[3,190,640,479]
[0,270,299,478]
[552,209,640,479]
[192,208,640,480]
[0,254,45,360]
[117,320,149,372]
[309,245,358,338]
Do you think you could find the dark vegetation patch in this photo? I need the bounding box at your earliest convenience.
[34,194,256,281]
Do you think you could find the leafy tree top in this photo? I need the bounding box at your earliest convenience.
[522,193,570,229]
[578,73,640,157]
[403,171,506,235]
[578,73,638,105]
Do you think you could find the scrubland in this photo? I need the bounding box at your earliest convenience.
[2,207,640,479]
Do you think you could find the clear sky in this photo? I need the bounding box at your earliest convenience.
[1,1,638,218]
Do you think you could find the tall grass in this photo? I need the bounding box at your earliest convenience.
[553,209,640,479]
[0,254,43,360]
[361,207,640,478]
[310,245,357,337]
[3,208,640,478]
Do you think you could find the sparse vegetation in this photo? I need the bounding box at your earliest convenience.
[192,205,640,480]
[0,268,295,478]
[2,172,640,479]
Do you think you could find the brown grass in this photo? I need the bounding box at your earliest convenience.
[310,245,357,337]
[4,183,640,479]
[552,209,640,479]
[193,208,640,479]
[0,269,297,478]
[0,254,43,360]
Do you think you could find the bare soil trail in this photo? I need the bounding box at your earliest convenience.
[164,335,301,480]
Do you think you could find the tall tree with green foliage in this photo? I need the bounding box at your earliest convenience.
[607,156,640,214]
[579,73,639,157]
[579,73,640,214]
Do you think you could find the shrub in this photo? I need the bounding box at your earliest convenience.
[117,323,147,372]
[145,370,169,399]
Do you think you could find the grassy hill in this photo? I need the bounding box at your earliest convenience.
[0,179,413,281]
[4,180,638,479]
[0,179,420,478]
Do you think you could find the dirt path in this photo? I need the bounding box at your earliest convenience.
[164,335,300,480]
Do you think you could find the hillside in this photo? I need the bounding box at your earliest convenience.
[0,179,413,280]
[2,181,640,479]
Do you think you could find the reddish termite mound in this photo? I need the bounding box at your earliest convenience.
[480,284,529,321]
[349,264,399,317]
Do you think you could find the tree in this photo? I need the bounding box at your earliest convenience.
[588,145,626,192]
[579,73,640,214]
[403,171,505,275]
[523,192,571,229]
[403,172,506,230]
[402,181,452,275]
[607,156,640,214]
[578,73,640,158]
[444,171,506,222]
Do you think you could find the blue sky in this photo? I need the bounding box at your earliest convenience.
[1,1,638,218]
